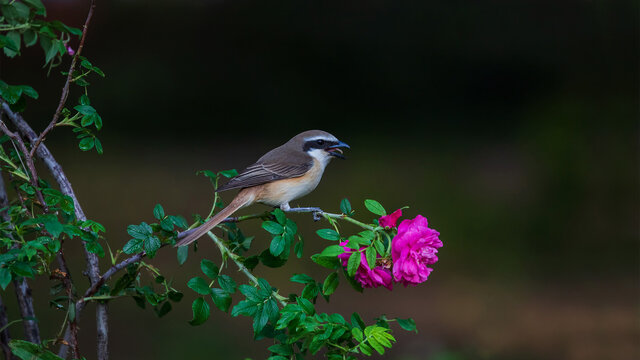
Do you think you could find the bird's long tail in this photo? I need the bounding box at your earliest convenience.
[174,188,256,247]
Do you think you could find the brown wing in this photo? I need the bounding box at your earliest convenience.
[217,161,312,192]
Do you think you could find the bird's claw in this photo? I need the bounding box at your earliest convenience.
[284,206,324,221]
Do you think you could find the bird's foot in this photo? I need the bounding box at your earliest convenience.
[284,207,325,221]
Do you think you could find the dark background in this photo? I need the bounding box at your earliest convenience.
[1,0,638,359]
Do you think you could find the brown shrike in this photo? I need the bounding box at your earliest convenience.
[175,130,349,247]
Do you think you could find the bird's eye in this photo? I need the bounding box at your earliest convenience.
[316,139,325,146]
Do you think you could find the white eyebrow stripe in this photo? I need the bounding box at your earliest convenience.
[304,135,338,142]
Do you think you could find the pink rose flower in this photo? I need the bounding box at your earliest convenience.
[338,241,393,290]
[379,209,402,228]
[391,215,442,286]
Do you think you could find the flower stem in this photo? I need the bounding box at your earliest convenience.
[322,212,380,231]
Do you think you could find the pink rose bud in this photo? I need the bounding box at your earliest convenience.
[379,209,402,228]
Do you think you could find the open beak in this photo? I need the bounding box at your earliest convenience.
[326,141,350,159]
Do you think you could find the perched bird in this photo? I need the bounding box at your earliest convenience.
[175,130,349,247]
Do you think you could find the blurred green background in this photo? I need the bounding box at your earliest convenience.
[1,0,638,359]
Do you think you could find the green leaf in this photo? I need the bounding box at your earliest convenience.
[342,266,363,292]
[153,204,165,219]
[22,0,46,15]
[0,84,21,104]
[168,291,183,302]
[200,259,219,280]
[301,283,318,300]
[316,229,340,241]
[23,30,38,47]
[210,288,232,312]
[217,274,236,294]
[264,297,280,323]
[273,208,286,225]
[42,216,63,238]
[253,305,269,333]
[74,104,96,115]
[351,327,364,342]
[0,268,12,290]
[322,272,339,296]
[93,113,103,130]
[267,356,288,360]
[262,221,283,235]
[94,137,103,154]
[296,297,315,315]
[81,113,95,127]
[397,318,417,332]
[176,246,188,265]
[310,254,339,269]
[259,249,287,268]
[123,238,143,254]
[364,199,386,216]
[170,215,188,229]
[10,262,34,278]
[269,235,286,256]
[365,246,377,269]
[268,344,292,356]
[143,235,161,254]
[160,218,173,232]
[187,277,210,295]
[218,169,238,178]
[231,299,259,317]
[340,198,353,215]
[347,251,361,277]
[359,343,373,356]
[319,245,345,257]
[309,336,325,355]
[189,298,210,326]
[294,237,304,258]
[18,85,38,99]
[3,31,20,57]
[9,340,64,360]
[368,336,385,355]
[284,218,297,235]
[290,273,314,284]
[154,301,172,318]
[78,137,94,151]
[85,240,105,258]
[127,223,152,239]
[351,312,365,330]
[44,38,60,64]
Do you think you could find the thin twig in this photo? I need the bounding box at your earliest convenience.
[78,251,146,304]
[54,249,80,359]
[29,0,97,158]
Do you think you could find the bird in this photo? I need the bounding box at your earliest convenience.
[174,130,350,247]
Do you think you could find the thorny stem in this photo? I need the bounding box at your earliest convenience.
[29,0,97,158]
[207,232,289,307]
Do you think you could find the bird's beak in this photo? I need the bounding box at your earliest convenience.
[327,141,350,159]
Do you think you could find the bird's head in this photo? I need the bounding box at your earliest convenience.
[293,130,350,164]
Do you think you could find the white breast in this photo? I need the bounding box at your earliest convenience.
[257,159,326,206]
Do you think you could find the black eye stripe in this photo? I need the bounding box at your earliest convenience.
[303,139,337,152]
